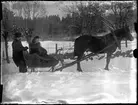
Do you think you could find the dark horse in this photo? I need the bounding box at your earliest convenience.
[74,26,134,72]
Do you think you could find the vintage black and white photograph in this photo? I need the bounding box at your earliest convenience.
[1,1,137,104]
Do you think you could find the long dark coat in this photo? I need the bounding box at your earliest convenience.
[12,39,28,67]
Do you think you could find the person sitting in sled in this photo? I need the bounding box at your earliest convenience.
[30,36,48,57]
[29,36,59,69]
[12,32,28,73]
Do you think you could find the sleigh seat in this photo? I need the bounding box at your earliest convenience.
[23,51,59,68]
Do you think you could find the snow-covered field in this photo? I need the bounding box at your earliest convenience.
[1,33,137,104]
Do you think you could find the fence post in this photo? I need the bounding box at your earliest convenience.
[55,44,58,54]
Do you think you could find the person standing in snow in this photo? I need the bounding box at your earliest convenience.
[12,32,28,73]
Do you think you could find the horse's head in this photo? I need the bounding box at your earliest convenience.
[116,26,134,41]
[124,26,134,41]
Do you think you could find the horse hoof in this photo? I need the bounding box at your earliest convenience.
[104,68,109,70]
[77,69,83,72]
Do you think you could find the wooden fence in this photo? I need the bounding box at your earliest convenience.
[47,43,74,55]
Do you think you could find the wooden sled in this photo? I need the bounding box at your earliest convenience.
[23,51,59,71]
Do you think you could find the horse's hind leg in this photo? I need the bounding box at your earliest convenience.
[51,66,54,72]
[77,61,83,72]
[77,55,83,72]
[104,53,112,70]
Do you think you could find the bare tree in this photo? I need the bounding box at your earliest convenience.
[62,1,83,34]
[2,3,11,63]
[12,1,47,19]
[109,2,135,47]
[11,1,47,45]
[109,2,135,29]
[63,1,107,35]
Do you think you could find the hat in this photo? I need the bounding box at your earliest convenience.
[34,36,40,39]
[14,32,22,38]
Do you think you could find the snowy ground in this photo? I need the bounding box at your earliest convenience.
[1,34,137,104]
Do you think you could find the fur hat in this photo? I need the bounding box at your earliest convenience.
[14,32,22,38]
[32,36,40,43]
[34,36,40,39]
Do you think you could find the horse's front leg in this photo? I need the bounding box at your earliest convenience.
[31,67,35,72]
[104,53,112,70]
[77,56,83,72]
[51,66,54,72]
